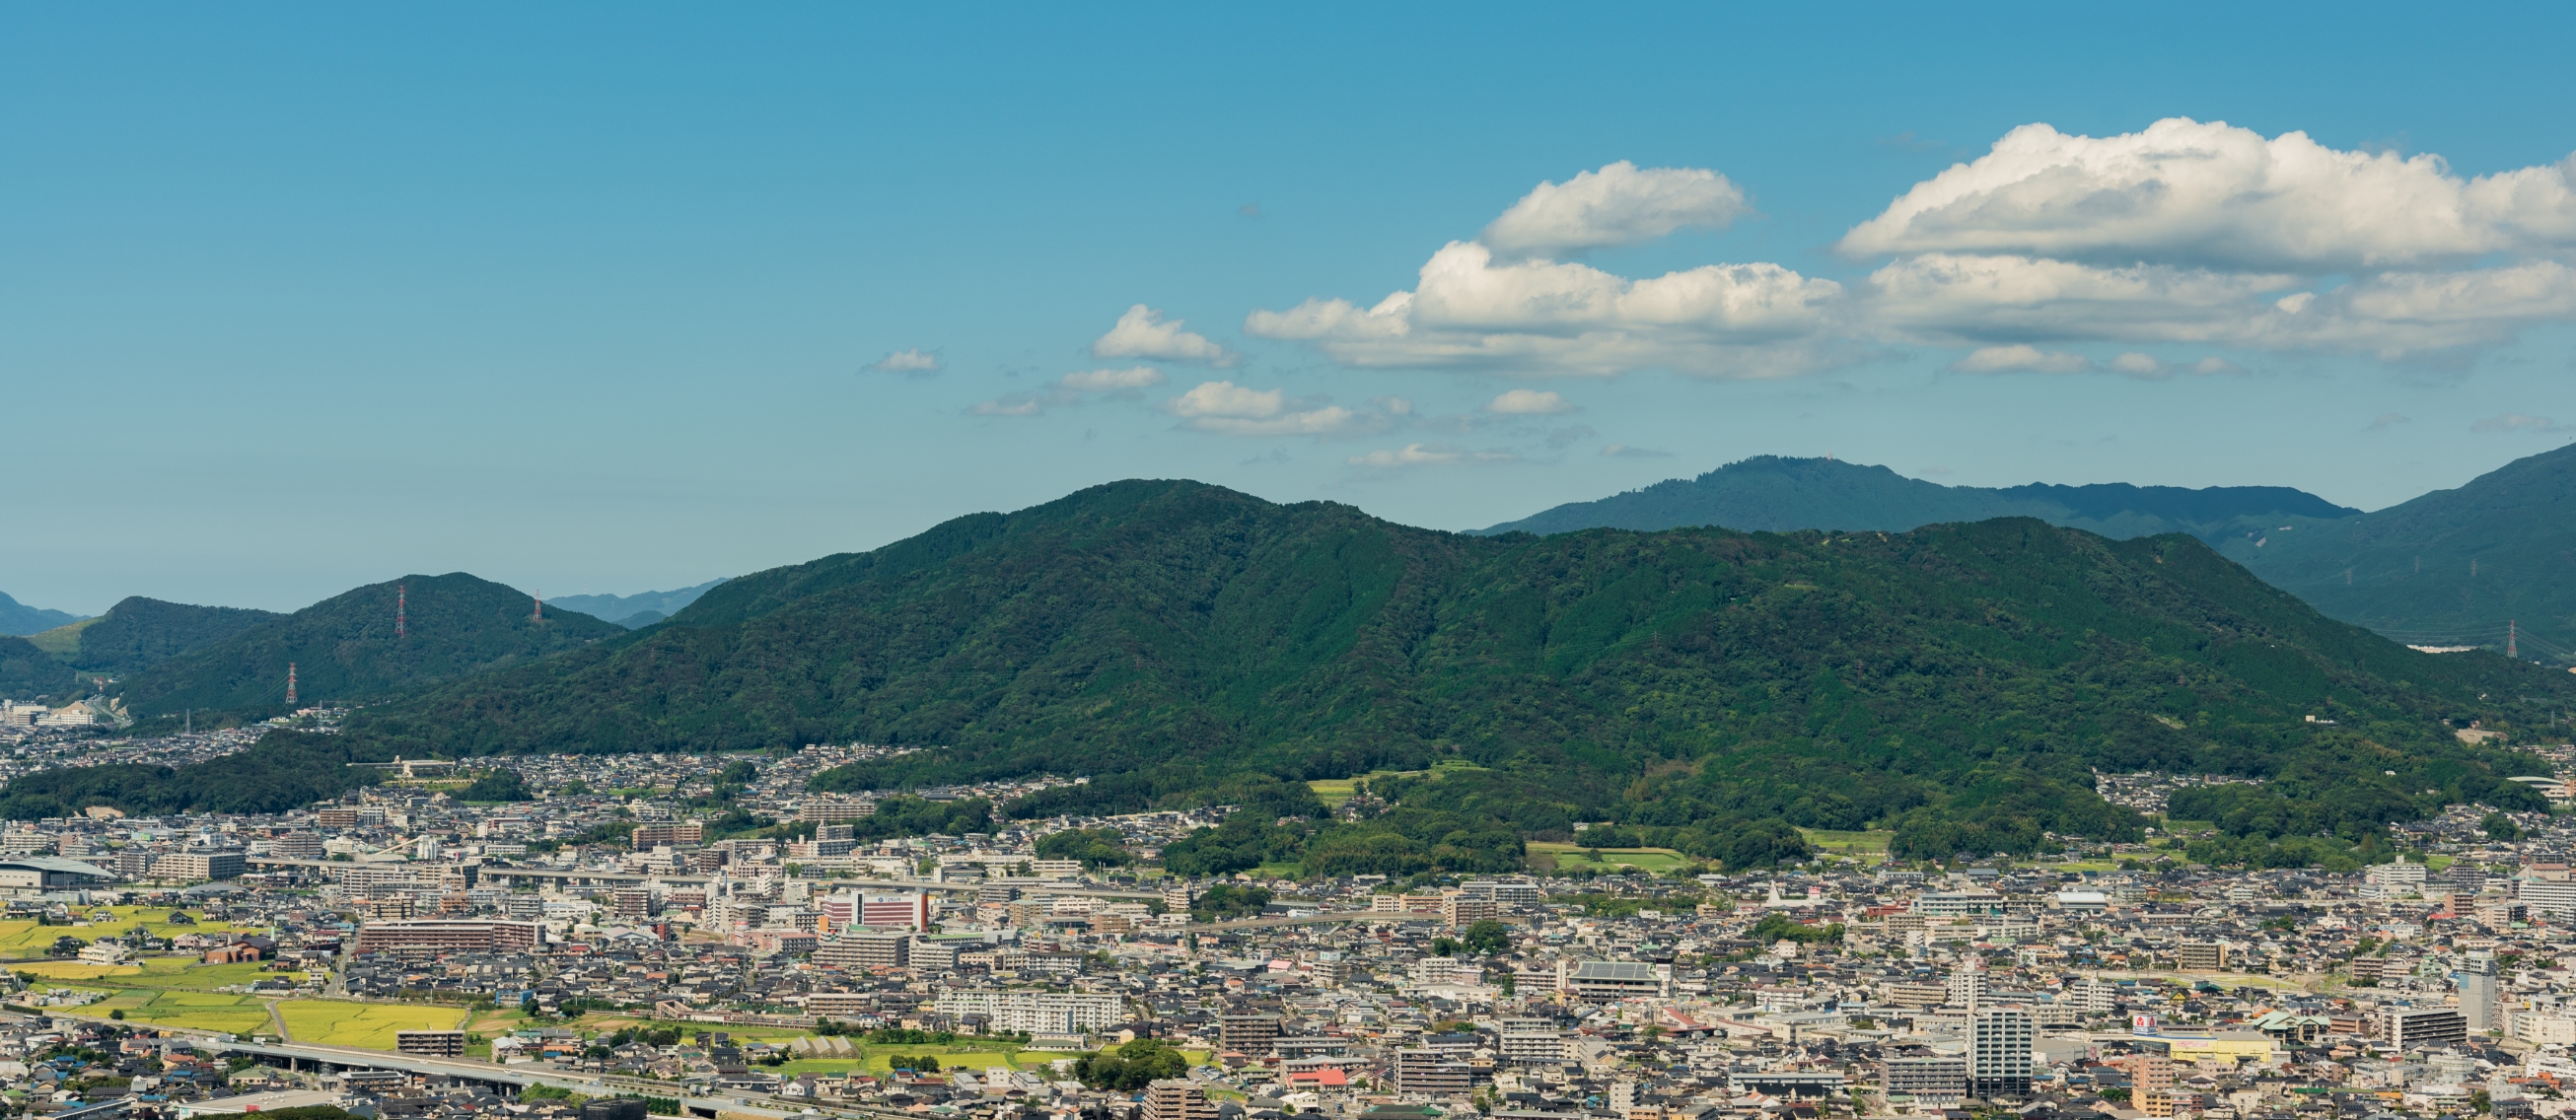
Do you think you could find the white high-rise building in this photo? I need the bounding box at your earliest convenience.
[1947,956,1989,1012]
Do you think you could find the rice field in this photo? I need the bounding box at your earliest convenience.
[276,1001,465,1048]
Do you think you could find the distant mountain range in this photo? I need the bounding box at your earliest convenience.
[1477,455,2357,543]
[548,579,728,628]
[0,592,86,637]
[2227,442,2576,662]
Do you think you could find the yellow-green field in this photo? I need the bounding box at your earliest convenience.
[1306,762,1487,807]
[1798,829,1893,857]
[17,956,275,990]
[0,908,251,960]
[277,1002,465,1047]
[108,990,272,1035]
[1527,842,1690,873]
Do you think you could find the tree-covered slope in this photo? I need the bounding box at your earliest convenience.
[311,481,2564,843]
[42,597,285,677]
[0,636,82,702]
[1476,455,2357,544]
[2228,443,2576,663]
[111,572,624,718]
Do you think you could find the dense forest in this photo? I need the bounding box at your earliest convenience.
[15,480,2569,872]
[111,572,623,720]
[47,596,284,677]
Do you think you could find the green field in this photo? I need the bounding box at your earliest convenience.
[1527,842,1690,873]
[1798,829,1894,857]
[108,989,272,1034]
[277,1001,465,1047]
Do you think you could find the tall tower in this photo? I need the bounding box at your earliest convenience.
[533,589,543,622]
[2510,619,2519,660]
[285,663,299,706]
[396,583,406,640]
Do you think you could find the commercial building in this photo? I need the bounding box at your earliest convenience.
[1139,1080,1217,1120]
[1556,960,1669,1000]
[1392,1048,1474,1094]
[1968,1009,2034,1098]
[352,920,544,956]
[630,822,704,848]
[1220,1013,1280,1056]
[2386,1007,2469,1050]
[395,1031,466,1057]
[1880,1056,1967,1099]
[0,856,114,896]
[861,892,933,932]
[935,988,1121,1032]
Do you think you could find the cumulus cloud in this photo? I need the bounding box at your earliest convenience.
[1247,120,2576,379]
[1480,161,1750,259]
[1346,443,1519,468]
[2471,413,2563,433]
[1161,380,1387,437]
[1950,345,2092,374]
[1839,117,2576,271]
[1249,242,1845,378]
[868,348,943,375]
[1487,388,1575,414]
[1091,305,1238,366]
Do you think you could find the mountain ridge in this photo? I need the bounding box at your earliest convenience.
[0,592,86,637]
[1475,455,2358,543]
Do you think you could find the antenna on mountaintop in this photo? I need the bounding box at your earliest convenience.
[286,663,298,706]
[2510,619,2519,660]
[533,590,543,622]
[397,583,407,640]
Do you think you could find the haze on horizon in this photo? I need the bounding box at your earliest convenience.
[6,3,2575,615]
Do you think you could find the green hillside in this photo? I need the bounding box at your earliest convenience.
[41,597,285,677]
[20,480,2564,867]
[111,572,624,719]
[1477,455,2356,544]
[0,636,82,702]
[2229,443,2576,664]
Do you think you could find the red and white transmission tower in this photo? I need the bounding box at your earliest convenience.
[2510,619,2519,660]
[533,589,543,622]
[286,663,299,706]
[397,583,406,640]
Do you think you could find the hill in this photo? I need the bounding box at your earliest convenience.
[0,592,85,637]
[39,478,2529,865]
[0,636,82,702]
[549,579,728,627]
[109,573,625,719]
[2229,442,2576,663]
[1475,455,2357,543]
[36,597,285,678]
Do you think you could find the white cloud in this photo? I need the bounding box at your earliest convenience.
[1059,366,1165,392]
[1950,344,2092,374]
[1162,380,1383,437]
[1601,444,1673,458]
[2108,352,2165,378]
[868,348,943,375]
[1249,242,1845,378]
[1486,388,1575,414]
[1346,443,1519,468]
[969,393,1046,417]
[2471,413,2563,433]
[1480,161,1750,259]
[2191,356,2243,375]
[1840,117,2576,270]
[1091,305,1237,366]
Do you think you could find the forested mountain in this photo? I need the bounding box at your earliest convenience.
[35,597,284,677]
[16,480,2563,871]
[110,573,623,718]
[1476,455,2356,543]
[549,579,728,628]
[0,592,85,637]
[0,636,82,702]
[2229,443,2576,662]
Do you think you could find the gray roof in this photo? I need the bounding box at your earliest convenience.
[1567,961,1660,981]
[0,857,112,877]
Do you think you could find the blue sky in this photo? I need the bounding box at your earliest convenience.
[7,3,2576,614]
